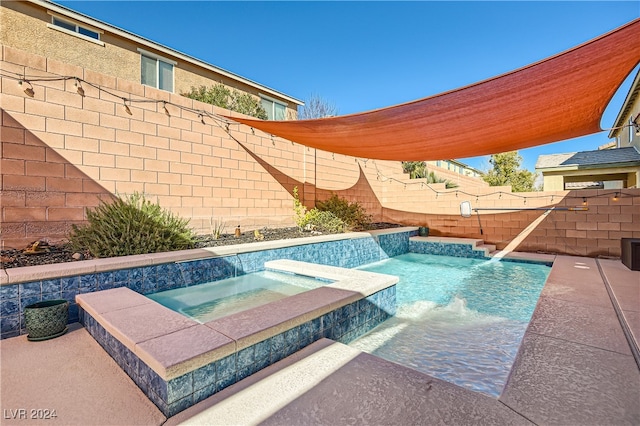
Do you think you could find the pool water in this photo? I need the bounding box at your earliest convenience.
[148,270,329,323]
[350,253,550,397]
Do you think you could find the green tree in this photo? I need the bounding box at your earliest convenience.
[402,161,427,179]
[482,151,537,192]
[182,84,268,119]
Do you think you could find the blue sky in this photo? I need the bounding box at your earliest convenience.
[57,1,639,172]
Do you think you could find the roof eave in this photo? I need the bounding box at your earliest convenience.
[608,69,640,139]
[536,161,640,172]
[31,0,304,106]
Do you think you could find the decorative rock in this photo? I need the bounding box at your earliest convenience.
[72,252,84,260]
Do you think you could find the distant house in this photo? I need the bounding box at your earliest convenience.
[0,0,303,119]
[536,147,640,190]
[536,70,640,191]
[609,70,640,151]
[427,159,483,178]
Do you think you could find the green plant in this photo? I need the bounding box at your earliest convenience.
[182,84,268,120]
[301,209,346,233]
[426,171,459,189]
[316,193,372,231]
[68,193,196,258]
[292,186,308,230]
[292,187,346,233]
[209,217,226,239]
[482,151,537,192]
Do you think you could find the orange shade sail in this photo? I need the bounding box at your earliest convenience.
[223,19,640,161]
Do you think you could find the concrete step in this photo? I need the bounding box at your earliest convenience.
[475,243,497,256]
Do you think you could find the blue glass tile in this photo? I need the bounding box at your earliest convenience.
[19,282,41,298]
[61,276,80,290]
[335,306,349,323]
[193,382,216,405]
[270,350,285,365]
[322,325,336,340]
[237,346,254,370]
[300,333,313,348]
[68,303,79,322]
[130,267,143,281]
[125,269,141,292]
[311,317,322,335]
[20,296,42,311]
[284,327,298,346]
[40,279,60,296]
[1,329,20,339]
[216,354,236,380]
[175,264,192,286]
[61,288,79,302]
[254,339,270,362]
[193,363,216,390]
[141,267,157,292]
[237,365,254,382]
[321,311,334,328]
[167,373,193,403]
[141,364,166,400]
[0,284,19,301]
[1,299,20,317]
[112,268,129,283]
[216,373,237,393]
[0,315,20,334]
[254,354,271,372]
[284,341,300,357]
[270,333,286,353]
[147,388,169,415]
[299,322,312,340]
[79,274,97,291]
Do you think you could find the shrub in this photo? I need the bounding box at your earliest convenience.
[300,209,346,233]
[316,193,372,230]
[182,84,268,120]
[292,187,346,233]
[68,193,196,258]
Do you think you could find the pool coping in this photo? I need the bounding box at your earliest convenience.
[75,260,399,381]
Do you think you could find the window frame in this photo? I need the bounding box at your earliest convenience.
[260,94,288,120]
[137,49,176,93]
[47,14,104,46]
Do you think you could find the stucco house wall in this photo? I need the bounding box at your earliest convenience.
[0,1,301,118]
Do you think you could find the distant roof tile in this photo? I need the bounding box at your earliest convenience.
[536,147,640,169]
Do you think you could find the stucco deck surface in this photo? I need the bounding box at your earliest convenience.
[1,255,638,425]
[0,323,166,425]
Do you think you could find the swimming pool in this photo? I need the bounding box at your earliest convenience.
[350,253,550,396]
[148,270,330,323]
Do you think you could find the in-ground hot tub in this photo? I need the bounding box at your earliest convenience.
[76,260,398,417]
[147,270,332,323]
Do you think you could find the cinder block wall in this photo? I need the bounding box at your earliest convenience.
[1,45,639,257]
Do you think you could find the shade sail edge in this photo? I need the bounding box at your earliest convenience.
[222,18,640,161]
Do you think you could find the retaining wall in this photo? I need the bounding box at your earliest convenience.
[1,45,638,258]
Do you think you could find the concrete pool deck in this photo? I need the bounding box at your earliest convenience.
[1,254,638,425]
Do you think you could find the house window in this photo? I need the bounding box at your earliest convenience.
[52,16,100,39]
[139,50,175,92]
[261,96,287,120]
[47,15,103,45]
